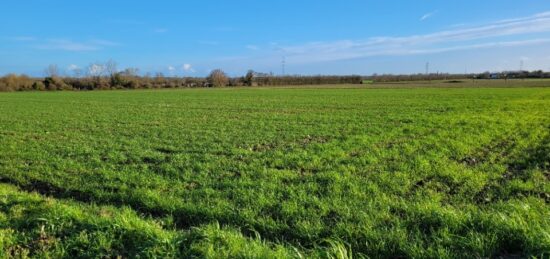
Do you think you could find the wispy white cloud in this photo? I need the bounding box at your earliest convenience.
[392,39,550,56]
[265,39,550,64]
[450,23,468,28]
[246,45,259,50]
[67,64,80,71]
[89,39,119,46]
[520,56,531,61]
[420,10,438,21]
[34,40,99,51]
[165,65,177,76]
[182,64,195,73]
[7,36,36,42]
[33,39,119,52]
[66,64,84,76]
[268,11,550,63]
[89,64,106,76]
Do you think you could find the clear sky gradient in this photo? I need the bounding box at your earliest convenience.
[1,1,550,76]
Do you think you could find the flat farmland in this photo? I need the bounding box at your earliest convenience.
[0,86,549,258]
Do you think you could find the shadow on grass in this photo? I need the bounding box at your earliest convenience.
[0,174,321,250]
[475,132,550,204]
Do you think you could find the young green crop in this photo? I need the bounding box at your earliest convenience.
[0,86,549,258]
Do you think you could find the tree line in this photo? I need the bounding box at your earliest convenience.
[0,62,363,91]
[365,70,550,82]
[2,61,550,91]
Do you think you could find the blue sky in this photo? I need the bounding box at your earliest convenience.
[1,0,550,76]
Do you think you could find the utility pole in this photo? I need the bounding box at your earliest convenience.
[520,60,525,80]
[425,62,430,75]
[282,56,286,76]
[425,62,430,82]
[520,60,524,71]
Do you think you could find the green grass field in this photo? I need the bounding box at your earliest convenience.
[0,86,549,258]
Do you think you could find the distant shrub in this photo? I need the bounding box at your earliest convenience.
[244,70,255,86]
[93,77,111,90]
[1,71,366,92]
[109,73,125,88]
[0,81,9,91]
[207,69,229,87]
[44,77,71,91]
[446,80,464,84]
[0,74,34,91]
[32,81,46,91]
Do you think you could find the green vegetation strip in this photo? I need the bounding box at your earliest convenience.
[0,87,549,258]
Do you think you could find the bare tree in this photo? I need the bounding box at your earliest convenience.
[154,72,166,88]
[73,68,83,78]
[121,68,139,77]
[105,59,118,76]
[207,69,228,87]
[68,65,83,78]
[87,63,105,77]
[244,70,255,86]
[44,64,60,77]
